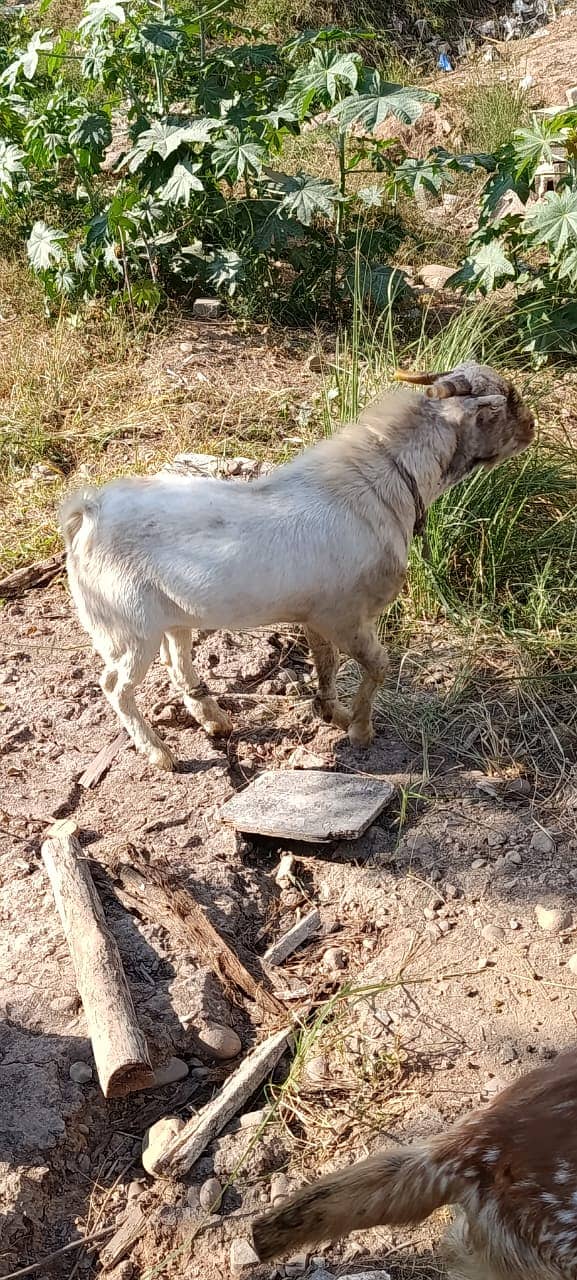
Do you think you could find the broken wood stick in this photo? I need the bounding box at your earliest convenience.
[264,908,321,967]
[149,1027,292,1179]
[114,855,285,1020]
[41,820,154,1098]
[79,730,126,789]
[0,550,65,599]
[99,1203,148,1270]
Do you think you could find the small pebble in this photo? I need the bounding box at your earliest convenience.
[230,1238,259,1273]
[69,1061,93,1084]
[152,1056,188,1087]
[197,1023,242,1060]
[481,923,504,945]
[437,918,450,935]
[530,829,555,855]
[505,850,522,866]
[535,904,571,933]
[142,1115,185,1175]
[487,830,507,848]
[186,1185,201,1210]
[127,1180,145,1202]
[509,918,521,930]
[284,1252,309,1276]
[51,995,78,1013]
[199,1177,222,1211]
[500,1041,517,1063]
[476,956,489,971]
[322,946,347,973]
[567,953,577,976]
[471,858,487,870]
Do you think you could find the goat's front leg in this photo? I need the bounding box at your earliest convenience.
[161,629,232,737]
[304,628,350,730]
[339,624,389,747]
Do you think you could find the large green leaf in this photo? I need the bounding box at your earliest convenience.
[264,170,340,224]
[0,140,25,195]
[158,159,204,205]
[123,119,218,172]
[523,188,577,253]
[285,49,361,116]
[512,119,565,178]
[27,221,66,271]
[331,76,437,132]
[212,134,265,181]
[449,239,515,293]
[70,112,112,153]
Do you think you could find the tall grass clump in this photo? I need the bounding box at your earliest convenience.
[457,78,531,154]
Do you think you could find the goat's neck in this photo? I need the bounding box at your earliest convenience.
[387,418,458,510]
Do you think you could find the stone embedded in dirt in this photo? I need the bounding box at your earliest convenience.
[179,340,194,354]
[487,830,507,848]
[481,923,505,944]
[151,1056,189,1088]
[285,1253,309,1276]
[69,1060,93,1084]
[197,1022,242,1060]
[192,297,224,320]
[531,828,555,854]
[199,1176,223,1211]
[321,946,347,974]
[220,770,395,842]
[303,1054,328,1083]
[142,1115,185,1175]
[472,858,487,870]
[186,1184,201,1209]
[230,1237,259,1273]
[509,917,521,930]
[535,904,571,933]
[270,1172,292,1204]
[568,953,577,976]
[51,994,78,1012]
[416,263,455,290]
[500,1041,518,1064]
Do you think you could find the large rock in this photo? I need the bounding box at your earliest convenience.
[416,264,456,290]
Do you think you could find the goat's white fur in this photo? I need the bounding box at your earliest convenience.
[60,364,534,769]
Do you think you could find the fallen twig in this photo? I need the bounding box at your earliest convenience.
[78,731,126,789]
[0,1226,112,1280]
[0,551,65,600]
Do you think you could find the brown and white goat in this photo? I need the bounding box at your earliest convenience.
[59,363,534,769]
[253,1046,577,1280]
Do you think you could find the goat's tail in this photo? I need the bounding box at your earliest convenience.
[252,1138,463,1262]
[59,487,101,552]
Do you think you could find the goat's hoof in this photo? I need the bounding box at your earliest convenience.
[348,722,375,748]
[149,745,175,771]
[203,710,233,737]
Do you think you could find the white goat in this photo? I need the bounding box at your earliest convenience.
[60,363,534,770]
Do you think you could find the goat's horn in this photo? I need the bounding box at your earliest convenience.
[394,369,450,385]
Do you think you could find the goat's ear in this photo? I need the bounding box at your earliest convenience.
[394,368,473,400]
[474,393,507,422]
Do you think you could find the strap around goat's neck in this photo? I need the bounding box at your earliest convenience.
[392,458,427,539]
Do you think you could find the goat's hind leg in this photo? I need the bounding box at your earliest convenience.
[162,628,232,737]
[337,624,389,747]
[304,628,350,730]
[101,642,175,771]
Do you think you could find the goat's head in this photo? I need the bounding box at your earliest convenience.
[396,362,536,478]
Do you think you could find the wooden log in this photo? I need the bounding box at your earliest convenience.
[41,820,154,1098]
[150,1027,292,1179]
[0,550,65,599]
[263,908,321,967]
[114,856,285,1021]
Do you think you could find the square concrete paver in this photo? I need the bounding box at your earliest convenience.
[220,770,395,842]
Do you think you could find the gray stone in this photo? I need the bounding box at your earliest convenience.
[192,297,224,320]
[500,1041,517,1064]
[487,830,507,848]
[220,770,395,842]
[199,1176,222,1211]
[151,1056,188,1087]
[197,1023,242,1060]
[321,946,347,973]
[531,828,555,854]
[230,1237,259,1273]
[69,1061,93,1084]
[142,1115,185,1175]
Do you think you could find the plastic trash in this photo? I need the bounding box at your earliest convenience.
[519,73,535,89]
[438,52,453,71]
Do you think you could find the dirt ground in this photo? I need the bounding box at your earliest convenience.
[2,575,577,1280]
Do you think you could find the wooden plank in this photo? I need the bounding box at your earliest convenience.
[0,551,65,599]
[78,731,126,789]
[220,770,395,842]
[41,821,154,1098]
[115,856,285,1021]
[150,1027,292,1179]
[264,909,320,967]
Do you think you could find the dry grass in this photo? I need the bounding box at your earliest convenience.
[0,259,321,577]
